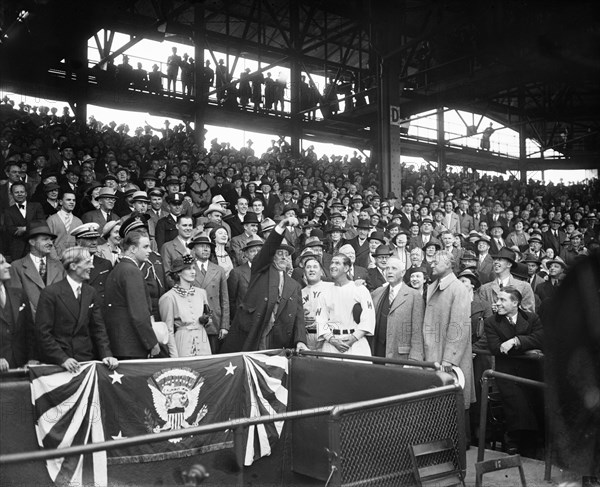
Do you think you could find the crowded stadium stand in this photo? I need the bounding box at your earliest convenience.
[1,1,600,486]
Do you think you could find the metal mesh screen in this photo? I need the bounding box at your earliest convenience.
[336,391,460,487]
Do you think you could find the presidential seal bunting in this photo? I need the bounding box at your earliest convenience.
[28,352,289,487]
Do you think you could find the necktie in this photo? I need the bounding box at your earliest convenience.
[507,316,514,326]
[76,285,82,302]
[65,213,72,229]
[389,286,395,305]
[0,285,6,309]
[201,263,207,277]
[498,281,503,290]
[497,239,503,249]
[39,258,47,284]
[348,269,354,280]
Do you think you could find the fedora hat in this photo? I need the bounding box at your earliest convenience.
[476,234,491,245]
[164,176,180,186]
[243,212,260,225]
[203,203,226,217]
[546,256,567,269]
[367,230,386,244]
[355,219,372,230]
[27,224,57,240]
[304,236,324,248]
[187,234,215,249]
[131,191,150,203]
[326,224,345,234]
[261,218,276,233]
[373,245,393,257]
[460,250,478,261]
[97,187,117,199]
[282,203,299,216]
[211,194,230,206]
[242,235,264,251]
[522,253,541,265]
[278,238,295,255]
[491,247,517,264]
[511,262,530,280]
[142,170,158,181]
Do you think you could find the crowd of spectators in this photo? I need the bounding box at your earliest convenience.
[1,97,599,456]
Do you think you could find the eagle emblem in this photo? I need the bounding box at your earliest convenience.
[147,367,207,436]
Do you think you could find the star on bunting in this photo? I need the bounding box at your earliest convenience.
[109,370,124,384]
[224,362,237,376]
[112,431,126,440]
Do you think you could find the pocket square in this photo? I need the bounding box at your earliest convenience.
[99,270,109,275]
[19,304,26,312]
[89,304,94,309]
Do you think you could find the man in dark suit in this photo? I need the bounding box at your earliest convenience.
[366,245,392,292]
[35,246,118,372]
[221,216,308,353]
[397,199,416,231]
[223,196,250,238]
[535,257,566,303]
[81,187,119,235]
[228,235,263,320]
[103,216,159,359]
[0,253,36,370]
[488,220,507,256]
[189,234,230,353]
[229,211,260,266]
[258,177,280,219]
[3,182,45,261]
[155,192,184,250]
[486,200,507,229]
[542,217,568,256]
[338,243,369,282]
[484,286,544,455]
[348,218,372,268]
[70,223,112,303]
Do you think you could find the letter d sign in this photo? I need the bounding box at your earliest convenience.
[390,106,401,126]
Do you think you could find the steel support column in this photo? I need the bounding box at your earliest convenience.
[193,3,206,148]
[519,88,527,182]
[289,0,301,157]
[437,107,446,174]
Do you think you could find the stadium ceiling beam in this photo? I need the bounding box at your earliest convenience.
[93,1,192,68]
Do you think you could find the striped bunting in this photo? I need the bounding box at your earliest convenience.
[242,353,289,466]
[29,363,107,487]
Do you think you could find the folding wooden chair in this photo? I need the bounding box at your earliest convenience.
[475,454,527,487]
[409,438,465,487]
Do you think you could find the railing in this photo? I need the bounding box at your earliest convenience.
[477,369,550,481]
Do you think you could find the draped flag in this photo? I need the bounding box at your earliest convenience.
[29,352,289,487]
